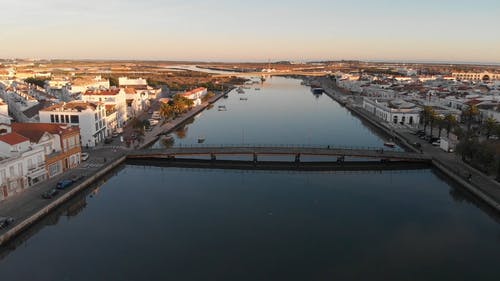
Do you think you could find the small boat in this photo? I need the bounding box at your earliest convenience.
[198,137,205,143]
[240,97,248,100]
[218,105,227,111]
[236,87,245,94]
[384,142,396,148]
[254,88,261,90]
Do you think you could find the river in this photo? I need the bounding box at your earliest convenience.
[1,77,500,281]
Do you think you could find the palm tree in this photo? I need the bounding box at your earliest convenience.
[462,104,479,133]
[436,115,444,138]
[444,114,457,138]
[421,106,435,135]
[159,103,173,120]
[483,117,497,139]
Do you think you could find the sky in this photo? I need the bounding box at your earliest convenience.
[0,0,499,63]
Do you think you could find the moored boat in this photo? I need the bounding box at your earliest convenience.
[384,142,396,148]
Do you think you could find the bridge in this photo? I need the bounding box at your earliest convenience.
[127,145,431,163]
[212,71,329,78]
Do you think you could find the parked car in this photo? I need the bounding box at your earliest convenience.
[104,138,113,144]
[0,217,14,229]
[56,179,74,190]
[81,152,89,161]
[112,132,120,138]
[42,188,59,199]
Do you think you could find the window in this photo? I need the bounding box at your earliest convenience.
[65,115,70,123]
[69,137,75,149]
[48,162,61,177]
[55,115,59,123]
[9,166,15,177]
[70,115,79,123]
[0,170,6,185]
[50,114,55,123]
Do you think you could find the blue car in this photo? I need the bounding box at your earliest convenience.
[56,179,74,190]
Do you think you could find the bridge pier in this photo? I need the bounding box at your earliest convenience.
[211,153,216,161]
[253,153,258,163]
[337,156,345,163]
[295,153,301,163]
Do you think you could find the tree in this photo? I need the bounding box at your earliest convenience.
[483,117,497,139]
[434,115,444,138]
[421,106,435,135]
[428,110,437,138]
[462,105,479,133]
[159,103,174,120]
[24,77,48,88]
[444,114,457,138]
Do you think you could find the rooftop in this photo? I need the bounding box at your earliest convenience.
[12,123,80,143]
[42,101,101,112]
[0,132,30,145]
[83,88,120,96]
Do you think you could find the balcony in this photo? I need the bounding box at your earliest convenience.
[27,164,47,179]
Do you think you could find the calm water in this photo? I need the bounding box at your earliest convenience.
[154,77,394,148]
[1,77,500,280]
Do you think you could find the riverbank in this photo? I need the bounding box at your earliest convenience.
[0,149,127,246]
[0,89,233,246]
[139,89,231,149]
[317,76,500,212]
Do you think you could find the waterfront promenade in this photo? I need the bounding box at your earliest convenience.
[0,90,229,245]
[318,77,500,211]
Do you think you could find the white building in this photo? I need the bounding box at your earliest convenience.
[39,101,107,147]
[123,88,150,118]
[119,77,148,89]
[362,98,421,126]
[69,76,110,94]
[0,132,46,201]
[178,87,208,106]
[0,82,40,122]
[0,98,12,131]
[81,88,128,130]
[452,71,500,81]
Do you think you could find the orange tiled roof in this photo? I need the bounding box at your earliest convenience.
[0,132,30,145]
[123,88,136,94]
[83,89,120,96]
[41,101,100,112]
[11,123,79,143]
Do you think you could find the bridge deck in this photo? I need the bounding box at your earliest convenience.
[128,146,431,161]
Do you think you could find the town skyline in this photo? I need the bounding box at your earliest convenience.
[1,0,499,63]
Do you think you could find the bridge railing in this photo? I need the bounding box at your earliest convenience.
[148,143,402,152]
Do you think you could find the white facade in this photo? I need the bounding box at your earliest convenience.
[39,101,107,147]
[119,77,148,88]
[0,134,46,201]
[124,88,150,118]
[363,98,421,126]
[82,88,128,128]
[68,76,110,94]
[452,72,500,81]
[179,87,208,106]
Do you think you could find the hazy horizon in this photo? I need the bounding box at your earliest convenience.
[1,0,499,63]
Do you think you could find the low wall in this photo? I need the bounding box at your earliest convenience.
[432,158,500,212]
[0,155,127,246]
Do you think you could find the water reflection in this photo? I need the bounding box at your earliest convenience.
[1,166,500,281]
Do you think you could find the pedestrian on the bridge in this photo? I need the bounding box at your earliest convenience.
[468,173,472,182]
